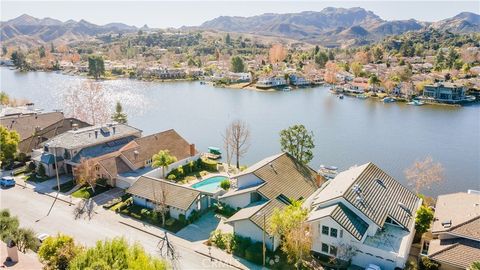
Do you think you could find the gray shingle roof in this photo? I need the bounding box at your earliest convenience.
[44,123,141,149]
[127,176,200,211]
[313,163,420,230]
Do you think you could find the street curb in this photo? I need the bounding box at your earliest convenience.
[194,250,245,270]
[118,221,246,270]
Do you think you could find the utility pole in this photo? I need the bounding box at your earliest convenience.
[47,147,61,216]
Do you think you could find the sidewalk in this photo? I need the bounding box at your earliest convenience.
[14,174,82,205]
[117,215,262,270]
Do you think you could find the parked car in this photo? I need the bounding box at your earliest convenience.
[0,176,16,187]
[365,264,381,270]
[36,233,50,243]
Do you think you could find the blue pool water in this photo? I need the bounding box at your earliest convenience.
[191,176,227,193]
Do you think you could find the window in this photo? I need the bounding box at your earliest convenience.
[340,229,343,238]
[329,245,337,256]
[322,226,329,235]
[321,243,329,253]
[330,228,338,238]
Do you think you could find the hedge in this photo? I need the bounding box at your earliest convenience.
[245,242,264,265]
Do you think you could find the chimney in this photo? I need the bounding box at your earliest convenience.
[94,130,98,138]
[112,126,116,134]
[189,144,196,157]
[316,174,326,187]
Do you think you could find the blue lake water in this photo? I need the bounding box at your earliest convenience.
[2,67,479,196]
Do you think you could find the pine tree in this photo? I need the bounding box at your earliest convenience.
[111,102,127,124]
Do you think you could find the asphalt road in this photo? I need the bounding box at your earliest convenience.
[0,185,235,270]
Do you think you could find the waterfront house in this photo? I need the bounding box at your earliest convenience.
[256,76,287,89]
[422,82,472,104]
[220,153,323,250]
[127,175,210,220]
[289,74,311,86]
[89,129,199,188]
[33,123,142,178]
[146,67,186,79]
[307,163,421,269]
[420,190,480,270]
[0,110,90,155]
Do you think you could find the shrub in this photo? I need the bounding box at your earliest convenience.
[188,210,199,223]
[245,242,264,265]
[201,158,218,171]
[178,214,186,225]
[37,164,46,177]
[167,174,176,181]
[232,235,251,257]
[419,257,440,270]
[415,205,434,234]
[27,162,36,173]
[140,209,151,217]
[220,179,231,190]
[209,230,234,252]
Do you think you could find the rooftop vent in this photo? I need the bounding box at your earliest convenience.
[269,163,277,174]
[355,195,364,204]
[398,202,412,216]
[375,178,386,188]
[441,220,452,228]
[352,184,362,194]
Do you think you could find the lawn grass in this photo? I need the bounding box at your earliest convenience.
[52,180,76,193]
[120,204,185,233]
[24,174,49,183]
[71,185,110,199]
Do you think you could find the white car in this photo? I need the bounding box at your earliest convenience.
[365,264,381,270]
[36,233,50,243]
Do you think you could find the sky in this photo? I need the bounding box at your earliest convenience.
[1,1,479,28]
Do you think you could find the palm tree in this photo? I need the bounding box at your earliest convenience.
[152,150,177,178]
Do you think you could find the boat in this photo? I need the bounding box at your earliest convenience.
[408,100,425,106]
[205,146,222,160]
[338,94,344,99]
[318,165,339,179]
[383,97,396,103]
[356,94,368,99]
[282,86,292,92]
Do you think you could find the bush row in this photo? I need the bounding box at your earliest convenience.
[208,230,264,265]
[167,158,218,180]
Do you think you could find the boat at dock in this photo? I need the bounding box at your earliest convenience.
[356,94,368,99]
[383,97,396,103]
[204,146,222,160]
[338,94,344,99]
[282,86,292,92]
[318,165,339,179]
[408,100,425,106]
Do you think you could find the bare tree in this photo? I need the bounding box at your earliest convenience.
[222,126,234,167]
[73,198,96,220]
[224,120,250,169]
[74,158,98,193]
[405,156,444,194]
[152,181,169,226]
[63,81,110,125]
[157,232,179,268]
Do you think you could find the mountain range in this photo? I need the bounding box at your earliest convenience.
[1,8,479,47]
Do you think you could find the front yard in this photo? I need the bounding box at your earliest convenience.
[52,180,76,193]
[71,185,111,199]
[23,173,49,183]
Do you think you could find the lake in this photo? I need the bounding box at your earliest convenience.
[2,67,479,196]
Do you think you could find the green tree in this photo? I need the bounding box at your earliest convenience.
[419,256,440,270]
[88,55,105,79]
[368,74,381,91]
[38,164,47,178]
[0,209,19,242]
[38,234,82,270]
[372,46,384,62]
[11,51,28,70]
[314,51,328,68]
[434,50,445,71]
[279,124,314,165]
[350,62,363,77]
[328,50,335,61]
[220,179,230,190]
[69,238,168,270]
[0,91,9,105]
[111,101,127,124]
[50,43,55,53]
[12,228,39,253]
[230,56,245,73]
[0,126,20,164]
[469,262,480,270]
[225,33,232,45]
[2,45,7,56]
[446,47,458,69]
[39,46,46,58]
[152,150,177,178]
[268,200,311,267]
[415,205,434,234]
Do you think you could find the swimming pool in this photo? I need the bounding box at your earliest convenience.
[191,176,228,193]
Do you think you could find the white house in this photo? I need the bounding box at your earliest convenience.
[220,153,323,250]
[307,163,421,269]
[256,76,287,89]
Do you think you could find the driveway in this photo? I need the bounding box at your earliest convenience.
[18,174,73,193]
[92,187,125,205]
[176,211,233,243]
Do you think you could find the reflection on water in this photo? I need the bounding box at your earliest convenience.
[2,68,479,196]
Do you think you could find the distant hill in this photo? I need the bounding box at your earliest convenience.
[0,14,138,46]
[430,12,480,33]
[1,9,478,48]
[198,7,477,47]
